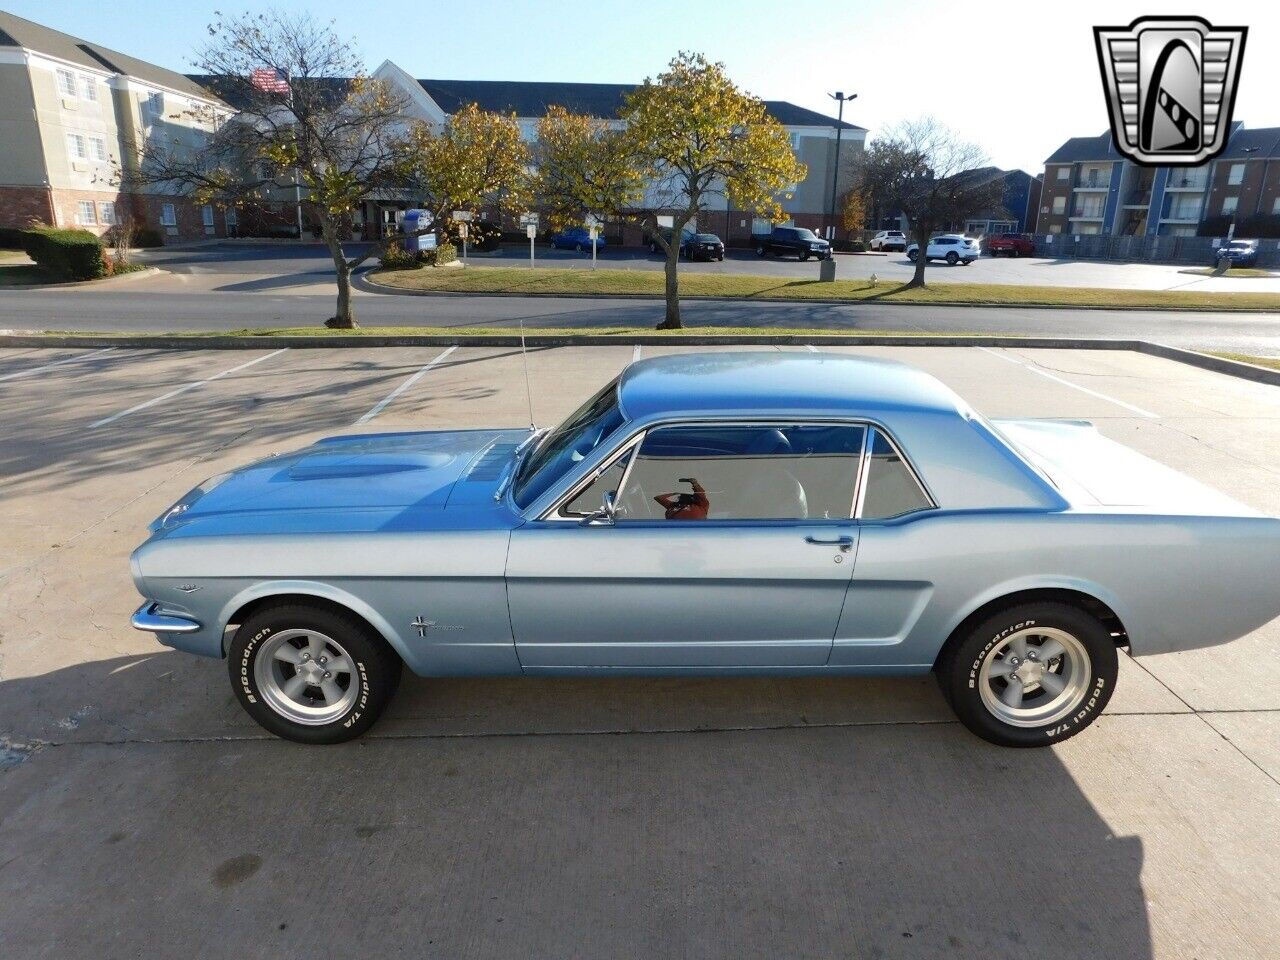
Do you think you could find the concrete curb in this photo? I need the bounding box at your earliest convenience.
[0,331,1275,386]
[2,267,162,291]
[351,271,1280,314]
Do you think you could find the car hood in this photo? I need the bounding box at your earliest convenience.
[150,428,531,533]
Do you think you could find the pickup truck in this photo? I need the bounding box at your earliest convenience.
[753,226,832,261]
[985,234,1035,257]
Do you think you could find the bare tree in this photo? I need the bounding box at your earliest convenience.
[859,118,1004,288]
[125,12,416,328]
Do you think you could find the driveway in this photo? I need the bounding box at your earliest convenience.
[1,342,1278,958]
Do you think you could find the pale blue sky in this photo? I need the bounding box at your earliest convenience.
[5,1,1276,171]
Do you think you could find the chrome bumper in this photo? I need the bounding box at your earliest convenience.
[131,601,202,635]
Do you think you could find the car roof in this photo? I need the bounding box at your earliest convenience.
[617,352,967,421]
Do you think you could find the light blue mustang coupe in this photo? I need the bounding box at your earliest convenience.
[130,353,1280,746]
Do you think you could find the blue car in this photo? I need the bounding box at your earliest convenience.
[549,227,606,253]
[129,353,1280,746]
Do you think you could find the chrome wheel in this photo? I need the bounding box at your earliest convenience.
[254,629,358,726]
[977,627,1091,728]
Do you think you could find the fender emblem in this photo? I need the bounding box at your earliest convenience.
[176,584,201,593]
[411,616,435,638]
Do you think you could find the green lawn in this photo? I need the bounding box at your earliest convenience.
[38,325,995,339]
[371,265,1280,310]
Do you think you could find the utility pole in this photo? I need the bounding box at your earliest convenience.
[826,91,857,242]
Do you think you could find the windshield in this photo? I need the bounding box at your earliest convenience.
[512,378,625,509]
[796,228,819,239]
[694,234,720,241]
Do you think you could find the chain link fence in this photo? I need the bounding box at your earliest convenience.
[1027,233,1280,267]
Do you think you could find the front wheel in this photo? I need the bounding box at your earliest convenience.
[907,250,918,261]
[798,251,809,261]
[945,251,959,265]
[936,602,1118,748]
[229,603,403,744]
[756,245,767,256]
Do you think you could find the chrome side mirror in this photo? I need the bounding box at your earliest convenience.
[580,490,617,526]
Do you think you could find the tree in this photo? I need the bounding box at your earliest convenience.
[402,103,532,245]
[839,189,868,238]
[533,105,643,233]
[858,118,1004,288]
[619,53,806,329]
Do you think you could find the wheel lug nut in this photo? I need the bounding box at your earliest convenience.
[323,671,331,679]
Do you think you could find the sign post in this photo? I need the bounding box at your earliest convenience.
[586,214,602,270]
[452,210,473,264]
[520,213,539,268]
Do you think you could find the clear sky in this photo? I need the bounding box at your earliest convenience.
[5,1,1276,172]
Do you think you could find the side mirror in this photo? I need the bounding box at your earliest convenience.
[580,490,617,526]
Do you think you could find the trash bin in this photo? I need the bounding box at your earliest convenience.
[819,258,837,282]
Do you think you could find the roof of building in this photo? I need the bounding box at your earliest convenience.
[1045,124,1280,164]
[617,352,961,420]
[186,74,352,110]
[416,79,864,129]
[0,11,215,100]
[1044,134,1118,165]
[1216,126,1280,159]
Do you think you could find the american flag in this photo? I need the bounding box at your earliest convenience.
[250,67,291,94]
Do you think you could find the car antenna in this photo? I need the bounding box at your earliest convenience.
[518,312,535,430]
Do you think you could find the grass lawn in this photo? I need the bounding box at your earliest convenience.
[1179,266,1276,278]
[371,265,1280,310]
[1212,352,1280,371]
[39,325,995,339]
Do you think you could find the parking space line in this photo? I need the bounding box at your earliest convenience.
[976,346,1159,419]
[89,348,288,429]
[355,346,457,425]
[632,345,643,362]
[805,344,819,353]
[0,347,118,384]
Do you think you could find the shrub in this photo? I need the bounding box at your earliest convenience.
[379,243,420,270]
[134,226,165,248]
[424,242,457,266]
[21,228,105,281]
[0,226,28,249]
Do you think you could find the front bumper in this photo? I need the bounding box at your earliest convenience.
[131,601,202,635]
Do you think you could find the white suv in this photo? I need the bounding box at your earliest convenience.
[906,235,980,265]
[869,230,906,251]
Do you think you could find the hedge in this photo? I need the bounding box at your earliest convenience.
[0,226,28,249]
[20,228,105,281]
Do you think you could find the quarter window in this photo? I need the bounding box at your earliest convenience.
[616,423,866,521]
[859,429,932,520]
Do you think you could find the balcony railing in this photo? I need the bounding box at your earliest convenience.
[1074,176,1110,189]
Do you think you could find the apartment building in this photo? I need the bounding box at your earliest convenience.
[356,63,867,245]
[1037,124,1280,237]
[0,12,228,239]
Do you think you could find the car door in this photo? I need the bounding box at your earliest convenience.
[506,421,867,669]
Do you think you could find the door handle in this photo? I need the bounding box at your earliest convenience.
[805,534,854,551]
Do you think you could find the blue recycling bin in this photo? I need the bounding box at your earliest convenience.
[402,209,436,252]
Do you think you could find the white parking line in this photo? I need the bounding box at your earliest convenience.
[632,345,643,362]
[89,348,288,429]
[0,347,118,384]
[977,346,1159,419]
[355,346,457,425]
[804,344,819,353]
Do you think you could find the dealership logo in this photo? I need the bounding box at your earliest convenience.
[1094,16,1247,166]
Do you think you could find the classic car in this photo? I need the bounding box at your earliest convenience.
[130,353,1280,747]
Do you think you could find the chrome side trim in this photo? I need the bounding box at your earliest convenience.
[131,601,202,635]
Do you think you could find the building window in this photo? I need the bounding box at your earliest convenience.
[1227,163,1245,186]
[99,202,117,225]
[1048,224,1062,234]
[146,92,164,119]
[1222,196,1239,216]
[1056,167,1070,181]
[89,137,108,162]
[225,206,238,228]
[1052,196,1066,214]
[160,203,177,226]
[66,133,87,160]
[82,76,98,102]
[1273,196,1280,215]
[57,68,77,97]
[77,200,97,225]
[202,204,215,234]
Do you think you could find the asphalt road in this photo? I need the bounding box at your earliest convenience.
[2,343,1278,959]
[2,284,1279,355]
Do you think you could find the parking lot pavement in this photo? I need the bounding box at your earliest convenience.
[1,344,1278,958]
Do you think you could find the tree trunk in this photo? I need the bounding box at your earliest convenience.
[655,214,688,330]
[905,220,930,289]
[321,214,357,329]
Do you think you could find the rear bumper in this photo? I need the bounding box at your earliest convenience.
[131,601,202,635]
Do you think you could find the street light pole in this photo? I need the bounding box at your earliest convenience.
[826,91,857,242]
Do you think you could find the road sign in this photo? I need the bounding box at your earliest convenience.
[457,223,469,239]
[526,224,537,239]
[452,210,473,222]
[519,212,539,226]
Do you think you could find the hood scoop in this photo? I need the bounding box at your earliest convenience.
[286,451,457,481]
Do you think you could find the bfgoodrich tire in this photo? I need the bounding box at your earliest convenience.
[936,602,1118,748]
[229,603,403,744]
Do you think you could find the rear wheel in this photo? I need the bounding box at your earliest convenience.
[799,251,809,261]
[907,249,918,261]
[756,245,767,256]
[936,602,1117,747]
[946,251,959,265]
[229,603,403,744]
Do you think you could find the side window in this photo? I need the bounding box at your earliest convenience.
[617,423,865,521]
[860,429,933,520]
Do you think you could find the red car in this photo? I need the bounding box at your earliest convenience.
[986,233,1035,257]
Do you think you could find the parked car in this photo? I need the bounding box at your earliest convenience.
[680,232,726,261]
[1214,239,1258,267]
[906,235,980,265]
[130,352,1280,747]
[549,227,605,253]
[646,226,695,254]
[468,220,502,253]
[754,226,832,261]
[869,230,907,252]
[986,233,1035,258]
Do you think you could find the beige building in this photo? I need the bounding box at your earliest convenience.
[0,11,229,239]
